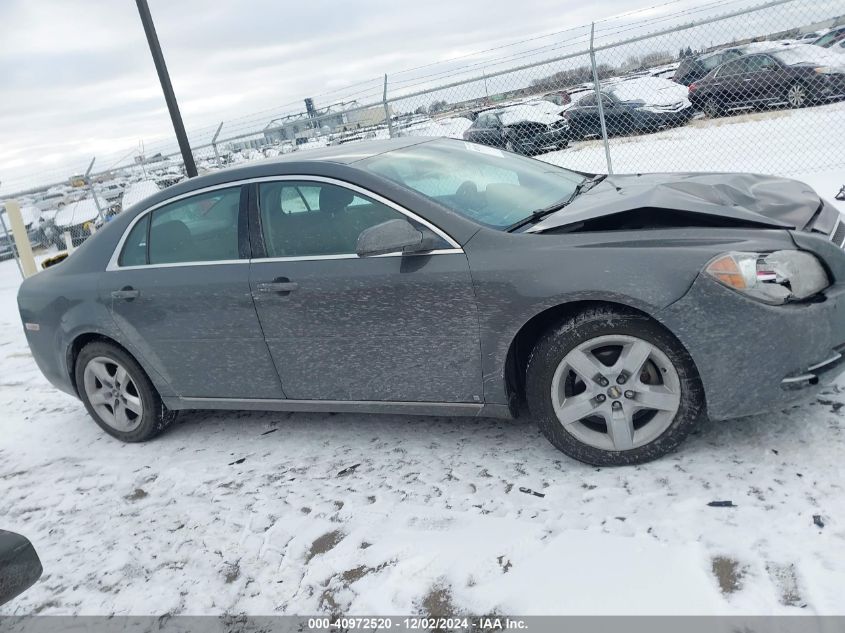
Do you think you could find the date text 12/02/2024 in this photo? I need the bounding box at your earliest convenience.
[306,616,529,630]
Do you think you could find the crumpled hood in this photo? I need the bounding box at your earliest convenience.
[528,172,823,233]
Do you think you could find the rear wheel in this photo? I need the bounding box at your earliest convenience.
[525,307,703,466]
[75,341,175,442]
[703,97,722,118]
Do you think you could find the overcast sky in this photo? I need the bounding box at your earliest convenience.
[0,0,840,192]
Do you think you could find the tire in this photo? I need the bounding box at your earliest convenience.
[703,97,722,119]
[525,306,704,466]
[75,341,176,442]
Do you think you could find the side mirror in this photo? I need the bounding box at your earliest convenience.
[357,219,434,257]
[0,530,43,607]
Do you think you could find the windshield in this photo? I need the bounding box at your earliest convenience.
[814,30,843,47]
[358,139,584,229]
[701,52,732,70]
[772,45,842,66]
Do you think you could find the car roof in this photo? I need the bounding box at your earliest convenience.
[249,136,431,165]
[119,137,441,212]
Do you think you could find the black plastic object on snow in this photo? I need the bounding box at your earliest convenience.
[0,530,43,607]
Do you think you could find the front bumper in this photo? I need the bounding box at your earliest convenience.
[816,73,845,100]
[54,222,93,246]
[517,128,570,153]
[634,107,694,131]
[658,274,845,420]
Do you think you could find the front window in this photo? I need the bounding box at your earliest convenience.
[747,55,778,71]
[576,94,597,107]
[715,59,745,77]
[257,181,447,257]
[475,113,500,128]
[359,139,584,230]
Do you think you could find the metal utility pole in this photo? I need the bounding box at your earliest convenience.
[211,121,224,167]
[84,157,105,222]
[589,22,613,175]
[382,75,395,139]
[135,0,197,177]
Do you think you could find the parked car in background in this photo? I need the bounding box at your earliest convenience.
[689,45,845,117]
[674,48,745,85]
[33,190,68,212]
[564,76,692,138]
[798,31,826,42]
[0,230,15,261]
[0,205,44,258]
[463,103,569,154]
[121,179,161,212]
[51,197,102,247]
[647,62,681,80]
[542,91,571,106]
[813,25,845,51]
[674,41,797,86]
[95,181,125,205]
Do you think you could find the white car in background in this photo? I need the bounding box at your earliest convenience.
[564,75,693,139]
[121,179,161,211]
[51,198,102,247]
[0,205,43,258]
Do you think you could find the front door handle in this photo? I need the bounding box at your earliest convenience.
[257,278,298,295]
[111,287,140,301]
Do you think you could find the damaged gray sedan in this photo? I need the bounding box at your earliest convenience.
[17,138,845,465]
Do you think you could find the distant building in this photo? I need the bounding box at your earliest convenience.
[262,99,392,144]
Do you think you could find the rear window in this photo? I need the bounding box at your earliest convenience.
[119,215,149,266]
[117,187,242,266]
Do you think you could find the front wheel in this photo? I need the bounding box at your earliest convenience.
[526,307,703,466]
[75,341,175,442]
[786,82,810,109]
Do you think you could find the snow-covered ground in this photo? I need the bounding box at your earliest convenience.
[2,105,845,616]
[542,100,845,180]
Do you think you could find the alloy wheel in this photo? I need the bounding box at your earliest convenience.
[704,98,720,118]
[83,356,144,432]
[550,335,681,452]
[787,84,806,108]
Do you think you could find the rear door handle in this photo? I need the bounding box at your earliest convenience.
[256,278,298,295]
[111,287,140,301]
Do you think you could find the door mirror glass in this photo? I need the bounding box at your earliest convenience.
[356,219,429,257]
[0,530,42,607]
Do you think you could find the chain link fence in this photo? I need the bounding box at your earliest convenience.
[2,0,845,264]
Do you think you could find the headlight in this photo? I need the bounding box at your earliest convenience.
[704,251,830,304]
[814,66,844,75]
